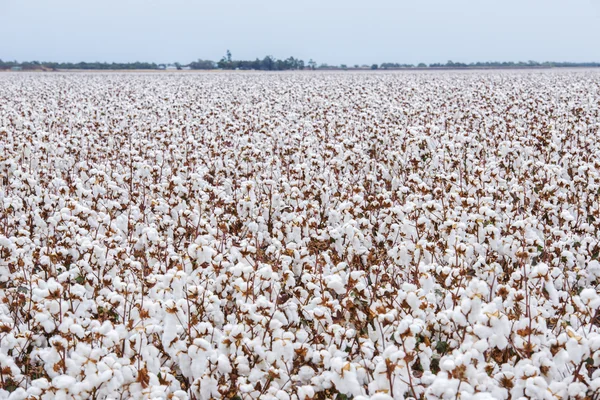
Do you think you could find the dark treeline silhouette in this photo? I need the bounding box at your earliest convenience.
[0,60,159,70]
[210,50,305,70]
[417,60,600,69]
[381,62,419,69]
[188,59,216,70]
[1,55,599,71]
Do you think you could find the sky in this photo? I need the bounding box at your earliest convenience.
[1,0,599,65]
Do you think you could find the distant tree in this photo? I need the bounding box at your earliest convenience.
[418,63,427,68]
[189,59,216,69]
[371,64,378,70]
[381,63,414,69]
[218,50,234,69]
[260,56,275,71]
[308,59,316,70]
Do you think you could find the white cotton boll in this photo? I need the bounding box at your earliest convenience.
[327,275,346,295]
[588,260,600,279]
[547,381,568,397]
[0,235,13,249]
[544,278,560,305]
[590,376,600,398]
[35,314,56,333]
[298,366,315,382]
[52,375,76,389]
[297,386,315,399]
[523,376,548,399]
[150,387,169,399]
[69,323,85,338]
[217,354,232,374]
[473,325,493,340]
[296,329,309,342]
[115,214,128,233]
[331,362,363,397]
[31,379,50,390]
[406,292,420,310]
[276,390,290,400]
[98,320,114,335]
[172,390,188,400]
[567,382,588,398]
[579,288,600,309]
[240,384,254,393]
[452,309,468,326]
[7,388,27,400]
[47,300,61,315]
[272,337,294,362]
[162,312,178,352]
[532,262,548,278]
[472,339,489,354]
[441,358,456,372]
[565,337,586,364]
[25,386,43,397]
[145,227,159,243]
[560,210,575,222]
[248,369,263,383]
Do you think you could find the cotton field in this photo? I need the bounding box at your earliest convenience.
[1,70,600,400]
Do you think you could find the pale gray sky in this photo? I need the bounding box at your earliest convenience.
[1,0,599,65]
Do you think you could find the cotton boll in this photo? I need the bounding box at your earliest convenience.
[217,354,232,374]
[297,385,315,399]
[52,375,77,390]
[162,311,179,354]
[588,260,600,279]
[544,278,560,305]
[567,382,588,398]
[565,336,587,364]
[298,366,315,383]
[7,388,28,400]
[579,288,600,309]
[330,360,363,397]
[326,275,346,295]
[171,390,189,400]
[441,358,456,372]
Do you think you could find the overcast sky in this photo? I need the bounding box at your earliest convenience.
[1,0,599,65]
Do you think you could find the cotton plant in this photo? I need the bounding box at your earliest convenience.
[0,70,599,399]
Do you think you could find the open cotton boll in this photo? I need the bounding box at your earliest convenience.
[51,375,77,390]
[329,359,363,397]
[326,274,346,295]
[162,310,179,355]
[216,354,232,374]
[579,288,600,309]
[588,260,600,279]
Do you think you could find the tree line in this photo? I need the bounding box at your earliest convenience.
[0,60,159,70]
[2,53,599,71]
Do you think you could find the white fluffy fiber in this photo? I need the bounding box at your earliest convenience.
[0,70,599,398]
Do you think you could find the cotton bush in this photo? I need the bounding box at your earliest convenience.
[0,70,599,399]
